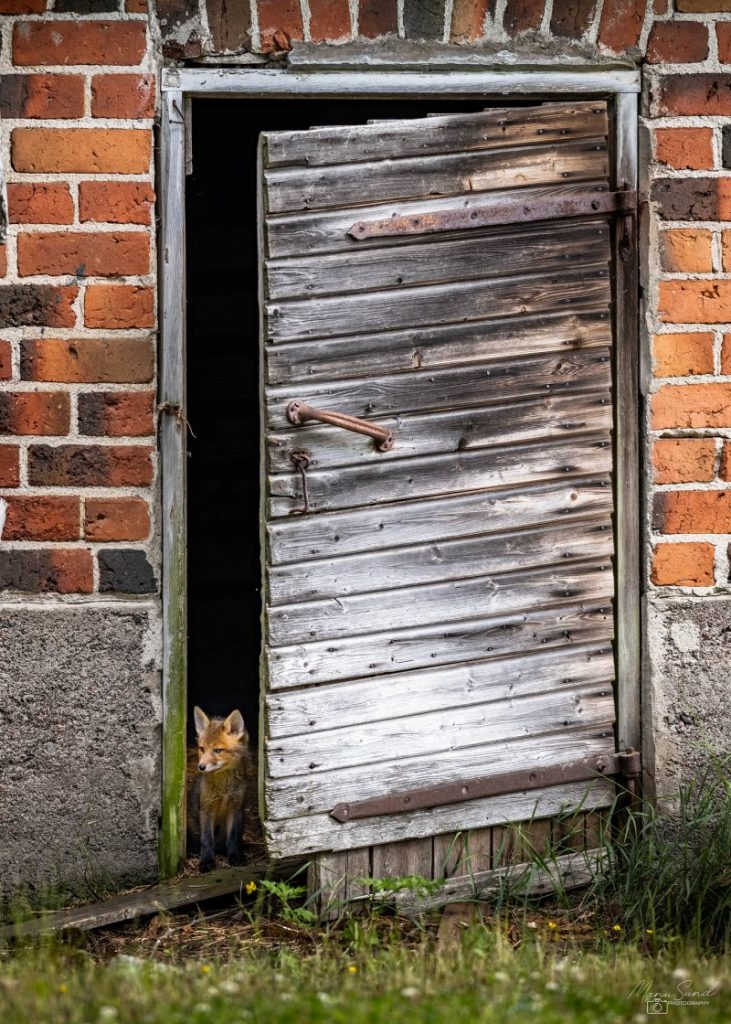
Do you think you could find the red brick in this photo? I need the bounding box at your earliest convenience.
[12,129,151,174]
[0,285,77,329]
[126,0,148,10]
[92,74,156,119]
[653,0,669,11]
[659,75,731,116]
[0,75,84,119]
[651,178,731,221]
[28,444,154,487]
[84,497,150,541]
[651,543,715,586]
[8,184,73,225]
[2,496,79,542]
[677,0,731,10]
[0,1,46,11]
[78,392,155,436]
[258,0,303,51]
[21,337,154,384]
[13,20,146,66]
[721,334,731,373]
[550,0,595,38]
[655,128,713,171]
[598,0,648,53]
[358,0,397,36]
[652,333,714,376]
[84,286,154,330]
[0,550,93,595]
[17,232,149,279]
[721,441,731,479]
[79,182,154,226]
[654,490,731,534]
[0,446,20,487]
[451,0,489,40]
[659,280,731,324]
[206,0,251,50]
[0,340,10,382]
[504,0,544,32]
[652,438,716,483]
[652,384,731,428]
[0,392,70,436]
[0,248,6,279]
[646,22,709,64]
[718,23,731,63]
[660,229,713,274]
[309,0,351,41]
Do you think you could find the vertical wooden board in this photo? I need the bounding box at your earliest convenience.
[309,850,349,919]
[371,838,435,881]
[553,810,590,854]
[584,808,611,851]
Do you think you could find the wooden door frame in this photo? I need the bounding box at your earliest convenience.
[158,63,641,878]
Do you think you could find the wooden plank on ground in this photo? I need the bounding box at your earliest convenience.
[0,857,303,943]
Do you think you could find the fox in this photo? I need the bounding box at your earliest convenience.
[187,706,252,871]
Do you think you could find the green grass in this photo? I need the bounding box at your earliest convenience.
[2,926,731,1024]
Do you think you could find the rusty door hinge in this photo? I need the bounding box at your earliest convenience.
[330,748,642,822]
[348,190,637,241]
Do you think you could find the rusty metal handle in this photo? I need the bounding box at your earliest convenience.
[287,400,394,452]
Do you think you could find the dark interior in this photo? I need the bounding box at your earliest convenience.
[185,96,510,749]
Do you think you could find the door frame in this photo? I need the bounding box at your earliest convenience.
[158,63,641,877]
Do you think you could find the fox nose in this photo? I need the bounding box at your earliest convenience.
[198,763,206,772]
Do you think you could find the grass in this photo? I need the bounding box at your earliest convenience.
[3,766,731,1022]
[2,916,731,1024]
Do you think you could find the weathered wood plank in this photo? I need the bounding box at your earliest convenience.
[0,858,302,942]
[269,517,613,605]
[265,266,610,342]
[265,138,609,213]
[268,476,613,565]
[265,779,616,857]
[267,348,611,431]
[267,724,617,821]
[268,558,613,646]
[265,310,612,385]
[265,180,609,258]
[269,433,612,517]
[371,838,435,882]
[393,848,608,915]
[267,391,613,473]
[266,221,610,300]
[267,685,615,777]
[264,102,608,168]
[267,600,613,689]
[267,644,614,739]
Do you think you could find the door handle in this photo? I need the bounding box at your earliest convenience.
[286,400,394,452]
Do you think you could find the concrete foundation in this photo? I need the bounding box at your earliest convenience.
[645,595,731,806]
[0,604,161,900]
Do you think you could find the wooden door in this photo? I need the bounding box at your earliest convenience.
[259,101,621,859]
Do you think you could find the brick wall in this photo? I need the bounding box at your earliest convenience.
[0,0,157,598]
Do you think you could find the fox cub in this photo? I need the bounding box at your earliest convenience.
[187,706,252,871]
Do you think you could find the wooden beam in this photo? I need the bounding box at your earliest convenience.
[0,859,303,943]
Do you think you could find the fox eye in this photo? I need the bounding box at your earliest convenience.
[213,747,224,754]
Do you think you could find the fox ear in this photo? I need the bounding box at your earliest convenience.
[223,709,246,739]
[193,706,209,736]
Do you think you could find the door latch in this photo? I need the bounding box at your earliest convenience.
[287,400,394,452]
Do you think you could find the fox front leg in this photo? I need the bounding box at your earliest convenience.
[199,810,216,872]
[226,807,245,866]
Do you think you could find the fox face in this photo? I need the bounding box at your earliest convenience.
[193,706,248,774]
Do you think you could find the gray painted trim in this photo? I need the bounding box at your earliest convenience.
[162,66,641,96]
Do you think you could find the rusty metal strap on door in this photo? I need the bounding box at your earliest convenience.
[330,748,641,822]
[348,190,636,241]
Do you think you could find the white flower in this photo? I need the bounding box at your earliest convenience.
[401,987,419,999]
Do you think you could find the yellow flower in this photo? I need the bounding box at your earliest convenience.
[347,965,358,974]
[245,881,257,895]
[547,921,558,930]
[58,984,69,994]
[201,965,211,974]
[612,924,622,932]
